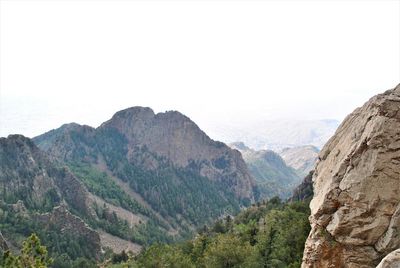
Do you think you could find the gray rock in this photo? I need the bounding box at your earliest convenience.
[302,84,400,268]
[376,249,400,268]
[100,107,256,201]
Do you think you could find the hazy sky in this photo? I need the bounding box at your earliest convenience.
[0,0,399,138]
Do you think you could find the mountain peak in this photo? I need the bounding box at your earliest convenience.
[5,134,32,144]
[393,83,400,93]
[101,106,155,127]
[35,106,256,217]
[229,142,251,151]
[2,134,40,156]
[112,106,155,118]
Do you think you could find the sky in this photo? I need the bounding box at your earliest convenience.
[0,0,399,138]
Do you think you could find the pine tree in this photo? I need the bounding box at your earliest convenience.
[2,233,53,268]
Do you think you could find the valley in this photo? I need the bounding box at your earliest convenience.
[0,85,399,267]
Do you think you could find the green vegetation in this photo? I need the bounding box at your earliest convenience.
[68,163,148,216]
[68,163,173,245]
[0,233,98,268]
[93,128,242,227]
[244,151,301,200]
[1,234,52,268]
[111,198,311,268]
[36,124,245,230]
[0,202,98,267]
[113,160,240,225]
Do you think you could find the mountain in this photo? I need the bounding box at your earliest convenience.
[105,197,311,267]
[0,135,104,262]
[302,84,400,267]
[278,145,319,177]
[230,142,301,199]
[34,107,256,237]
[290,171,314,202]
[206,119,339,151]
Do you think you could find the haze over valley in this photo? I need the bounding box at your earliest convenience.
[0,1,399,267]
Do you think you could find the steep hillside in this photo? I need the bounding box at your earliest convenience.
[34,107,256,236]
[302,84,400,267]
[108,197,311,267]
[290,171,314,202]
[278,145,319,177]
[0,135,148,265]
[230,142,301,199]
[1,135,199,267]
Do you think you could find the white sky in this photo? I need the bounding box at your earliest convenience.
[0,0,399,138]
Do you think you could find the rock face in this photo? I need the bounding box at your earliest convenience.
[302,85,400,267]
[37,206,102,259]
[34,107,256,233]
[291,171,314,202]
[0,135,106,259]
[376,249,400,268]
[0,135,91,214]
[100,108,255,200]
[279,145,319,177]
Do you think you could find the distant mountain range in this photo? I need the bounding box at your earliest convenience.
[0,107,260,265]
[34,107,257,230]
[230,142,301,199]
[0,106,331,266]
[206,119,339,150]
[278,145,319,177]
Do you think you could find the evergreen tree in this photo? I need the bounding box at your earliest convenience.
[2,234,53,268]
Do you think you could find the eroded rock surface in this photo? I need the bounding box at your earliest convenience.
[101,107,255,200]
[37,206,102,259]
[376,249,400,268]
[302,85,400,268]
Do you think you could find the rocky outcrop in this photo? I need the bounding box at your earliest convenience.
[33,107,257,236]
[302,84,400,267]
[100,107,255,200]
[37,206,102,259]
[33,123,96,162]
[0,135,92,215]
[376,249,400,268]
[291,171,314,202]
[35,108,256,202]
[0,135,108,258]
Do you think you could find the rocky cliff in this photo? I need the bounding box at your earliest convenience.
[0,135,104,260]
[34,107,256,234]
[36,206,102,259]
[302,84,400,267]
[291,171,314,202]
[100,107,255,200]
[0,135,91,214]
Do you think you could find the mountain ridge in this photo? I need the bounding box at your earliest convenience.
[33,107,257,239]
[229,142,301,199]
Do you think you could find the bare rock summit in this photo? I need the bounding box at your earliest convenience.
[302,84,400,268]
